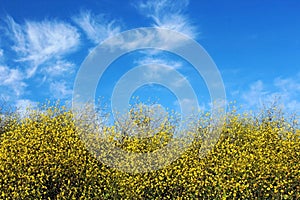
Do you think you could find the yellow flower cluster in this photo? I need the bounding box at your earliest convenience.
[0,102,299,199]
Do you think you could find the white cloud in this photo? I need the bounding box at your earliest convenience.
[5,16,80,78]
[241,76,300,114]
[273,76,300,113]
[43,60,75,77]
[274,77,300,93]
[50,81,72,99]
[135,57,182,70]
[15,99,37,118]
[99,27,193,54]
[73,10,121,44]
[134,0,197,39]
[98,1,196,57]
[0,65,26,96]
[242,80,267,107]
[137,60,188,89]
[143,64,172,79]
[173,98,202,114]
[286,100,300,112]
[5,16,26,53]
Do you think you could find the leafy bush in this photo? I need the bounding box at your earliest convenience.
[0,102,299,199]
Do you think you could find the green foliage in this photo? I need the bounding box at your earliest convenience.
[0,102,299,199]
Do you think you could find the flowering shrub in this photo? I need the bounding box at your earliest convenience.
[0,101,16,137]
[0,102,299,199]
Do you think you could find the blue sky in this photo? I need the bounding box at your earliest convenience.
[0,0,299,116]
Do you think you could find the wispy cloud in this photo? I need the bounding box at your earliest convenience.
[135,57,183,69]
[0,49,4,64]
[0,65,26,96]
[134,0,197,39]
[42,60,75,78]
[242,80,266,107]
[135,58,188,89]
[4,16,80,78]
[173,98,203,114]
[274,76,300,93]
[110,0,199,96]
[50,80,72,99]
[273,76,300,112]
[73,10,122,44]
[97,1,196,51]
[241,75,300,113]
[15,99,37,117]
[0,15,81,101]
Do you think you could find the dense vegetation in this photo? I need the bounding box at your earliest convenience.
[0,101,299,199]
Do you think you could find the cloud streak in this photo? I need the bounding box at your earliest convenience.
[42,60,75,78]
[0,65,26,97]
[135,57,183,70]
[4,16,80,78]
[134,0,197,39]
[50,81,73,99]
[73,10,122,44]
[241,75,300,113]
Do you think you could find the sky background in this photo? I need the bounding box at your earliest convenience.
[0,0,299,116]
